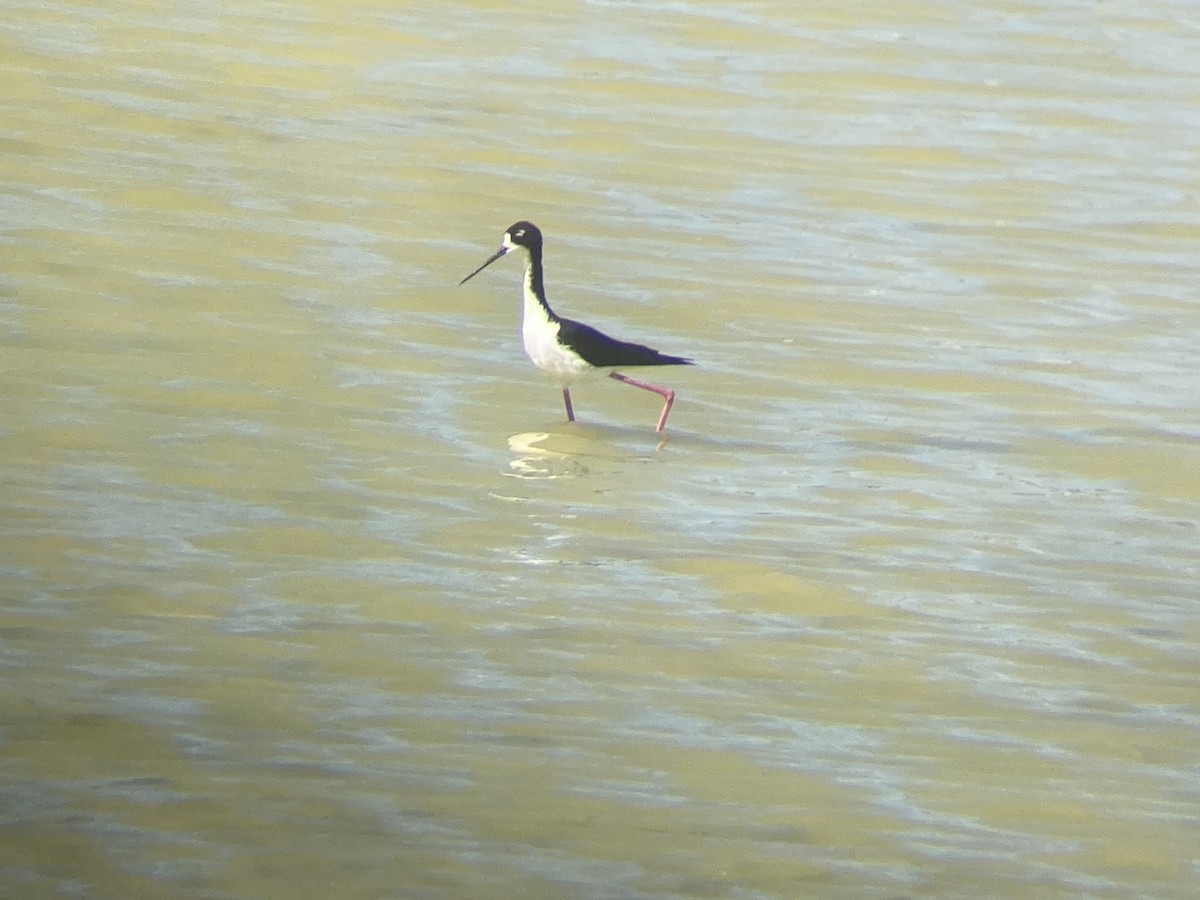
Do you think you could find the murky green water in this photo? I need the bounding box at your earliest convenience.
[3,1,1198,897]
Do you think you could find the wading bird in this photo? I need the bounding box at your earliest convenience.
[460,221,692,431]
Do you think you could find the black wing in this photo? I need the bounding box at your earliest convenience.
[557,317,693,368]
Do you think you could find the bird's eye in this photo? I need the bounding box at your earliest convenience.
[514,229,524,238]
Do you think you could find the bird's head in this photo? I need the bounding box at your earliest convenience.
[460,221,543,285]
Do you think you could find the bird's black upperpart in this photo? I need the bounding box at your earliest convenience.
[558,318,693,369]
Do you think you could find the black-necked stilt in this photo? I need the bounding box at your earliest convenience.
[460,221,693,432]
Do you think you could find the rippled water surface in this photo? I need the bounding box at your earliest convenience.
[3,1,1199,897]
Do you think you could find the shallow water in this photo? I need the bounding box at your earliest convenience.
[2,1,1199,897]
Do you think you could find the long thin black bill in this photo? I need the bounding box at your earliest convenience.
[459,246,507,285]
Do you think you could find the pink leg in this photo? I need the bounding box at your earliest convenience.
[609,371,678,432]
[562,387,575,422]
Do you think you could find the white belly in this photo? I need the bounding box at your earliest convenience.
[521,282,594,385]
[523,313,592,384]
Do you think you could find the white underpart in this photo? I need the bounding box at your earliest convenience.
[520,260,595,386]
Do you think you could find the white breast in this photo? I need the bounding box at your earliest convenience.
[521,269,593,385]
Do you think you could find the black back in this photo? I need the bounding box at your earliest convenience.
[558,317,693,368]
